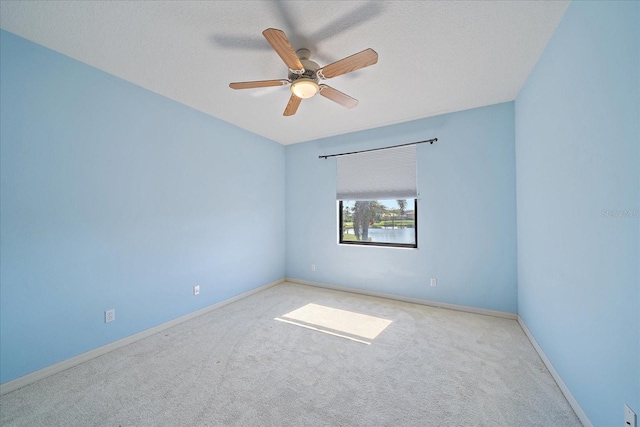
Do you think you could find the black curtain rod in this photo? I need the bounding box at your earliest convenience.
[318,138,438,159]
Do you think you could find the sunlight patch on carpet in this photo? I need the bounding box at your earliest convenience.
[275,303,392,344]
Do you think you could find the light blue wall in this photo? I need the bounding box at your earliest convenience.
[0,31,285,384]
[515,1,639,425]
[3,2,637,423]
[286,103,518,313]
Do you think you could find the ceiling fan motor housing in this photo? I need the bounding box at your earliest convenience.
[289,51,320,83]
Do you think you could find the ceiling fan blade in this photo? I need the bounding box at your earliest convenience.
[229,79,289,90]
[318,85,358,109]
[283,94,302,116]
[317,48,378,79]
[262,28,304,72]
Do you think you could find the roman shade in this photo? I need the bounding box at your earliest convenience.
[336,144,417,200]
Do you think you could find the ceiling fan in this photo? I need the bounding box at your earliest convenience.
[229,28,378,116]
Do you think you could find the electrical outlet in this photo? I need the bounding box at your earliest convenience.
[311,264,316,272]
[625,404,637,427]
[193,285,200,295]
[430,278,437,287]
[105,309,115,323]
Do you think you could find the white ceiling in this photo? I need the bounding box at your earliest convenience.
[0,1,569,145]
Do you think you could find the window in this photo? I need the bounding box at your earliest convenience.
[339,199,417,248]
[335,143,418,248]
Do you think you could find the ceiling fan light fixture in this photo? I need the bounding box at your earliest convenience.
[291,79,319,99]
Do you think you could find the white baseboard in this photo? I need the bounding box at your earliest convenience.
[517,316,592,427]
[0,278,284,396]
[285,277,517,320]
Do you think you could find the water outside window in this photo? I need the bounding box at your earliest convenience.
[340,199,417,247]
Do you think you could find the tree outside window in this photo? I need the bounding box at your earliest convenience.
[339,199,417,248]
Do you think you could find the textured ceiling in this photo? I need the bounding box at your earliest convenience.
[0,1,570,145]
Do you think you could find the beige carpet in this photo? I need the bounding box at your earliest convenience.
[0,281,581,426]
